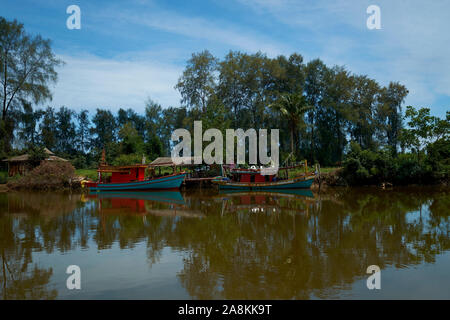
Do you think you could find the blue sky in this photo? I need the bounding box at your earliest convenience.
[2,0,449,117]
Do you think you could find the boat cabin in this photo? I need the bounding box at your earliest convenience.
[97,165,147,183]
[230,168,275,183]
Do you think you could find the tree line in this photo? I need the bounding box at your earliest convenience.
[1,17,449,176]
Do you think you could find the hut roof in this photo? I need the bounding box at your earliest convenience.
[2,148,66,162]
[149,156,202,167]
[46,155,68,162]
[3,154,30,162]
[44,148,54,155]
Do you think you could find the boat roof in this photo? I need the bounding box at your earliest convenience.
[149,156,202,167]
[97,164,148,172]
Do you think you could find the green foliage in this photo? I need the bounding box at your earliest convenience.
[118,122,144,155]
[343,142,393,185]
[270,92,312,155]
[144,133,163,161]
[55,106,76,154]
[0,20,447,188]
[76,110,91,153]
[39,106,58,150]
[28,145,47,162]
[176,50,218,113]
[426,138,450,181]
[112,154,142,166]
[0,171,7,184]
[71,154,88,169]
[343,142,440,185]
[75,169,97,180]
[91,109,117,150]
[0,17,63,154]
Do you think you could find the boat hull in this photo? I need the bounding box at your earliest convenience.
[212,175,315,190]
[89,173,186,191]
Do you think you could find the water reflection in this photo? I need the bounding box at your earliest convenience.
[0,187,449,299]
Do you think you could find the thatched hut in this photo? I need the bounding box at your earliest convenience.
[2,148,68,177]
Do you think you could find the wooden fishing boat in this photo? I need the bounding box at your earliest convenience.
[212,161,316,190]
[82,150,186,192]
[84,164,186,192]
[213,174,314,190]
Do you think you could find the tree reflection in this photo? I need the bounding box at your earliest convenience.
[0,187,449,299]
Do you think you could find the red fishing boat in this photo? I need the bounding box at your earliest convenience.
[212,161,316,190]
[83,151,186,191]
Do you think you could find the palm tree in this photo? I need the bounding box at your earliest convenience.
[270,93,312,155]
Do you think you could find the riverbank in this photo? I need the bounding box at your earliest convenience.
[3,165,448,192]
[311,168,347,190]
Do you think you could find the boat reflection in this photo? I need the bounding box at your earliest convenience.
[87,191,203,218]
[215,189,316,215]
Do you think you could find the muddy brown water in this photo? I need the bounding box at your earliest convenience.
[0,187,449,299]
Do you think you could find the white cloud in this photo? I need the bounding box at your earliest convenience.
[48,53,182,113]
[114,7,288,57]
[238,0,450,116]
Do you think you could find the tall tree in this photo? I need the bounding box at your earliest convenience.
[320,66,354,163]
[349,75,380,150]
[76,110,90,154]
[17,101,43,147]
[118,122,144,155]
[0,17,62,152]
[400,106,438,162]
[117,108,145,136]
[218,51,246,127]
[91,109,117,150]
[39,106,57,150]
[56,106,75,154]
[270,92,312,155]
[304,59,328,162]
[176,50,217,113]
[377,82,409,154]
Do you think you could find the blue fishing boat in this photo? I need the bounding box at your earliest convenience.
[212,161,316,190]
[213,175,314,190]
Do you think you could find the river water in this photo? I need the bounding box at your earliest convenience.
[0,187,449,299]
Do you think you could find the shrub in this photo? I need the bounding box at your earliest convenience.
[343,142,394,185]
[71,155,88,169]
[426,138,450,182]
[112,153,142,166]
[342,141,448,186]
[0,171,7,184]
[7,161,76,190]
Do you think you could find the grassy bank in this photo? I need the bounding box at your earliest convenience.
[0,171,7,184]
[75,169,98,180]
